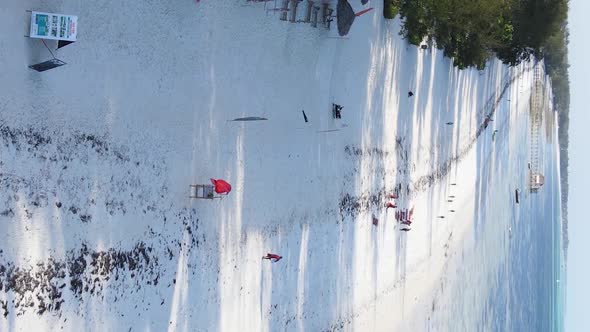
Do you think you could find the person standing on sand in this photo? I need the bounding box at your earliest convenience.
[333,104,343,119]
[262,253,282,262]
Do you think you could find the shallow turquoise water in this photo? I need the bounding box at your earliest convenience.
[430,83,563,331]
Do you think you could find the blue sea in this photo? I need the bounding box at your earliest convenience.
[498,116,564,332]
[431,89,564,331]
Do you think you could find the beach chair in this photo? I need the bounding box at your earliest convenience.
[303,1,313,23]
[311,6,319,27]
[280,0,289,20]
[189,184,216,199]
[321,3,328,24]
[289,0,299,22]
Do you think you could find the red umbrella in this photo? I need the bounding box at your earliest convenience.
[355,7,374,17]
[210,178,231,195]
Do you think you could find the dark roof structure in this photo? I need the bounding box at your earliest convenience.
[336,0,355,36]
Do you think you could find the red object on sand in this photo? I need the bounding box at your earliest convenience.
[385,202,397,209]
[264,253,282,262]
[355,7,374,17]
[210,178,232,195]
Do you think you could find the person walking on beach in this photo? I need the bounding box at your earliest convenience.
[333,103,343,119]
[262,253,282,262]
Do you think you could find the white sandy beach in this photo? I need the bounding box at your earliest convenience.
[0,0,537,331]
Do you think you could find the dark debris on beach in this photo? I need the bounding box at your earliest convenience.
[0,242,160,317]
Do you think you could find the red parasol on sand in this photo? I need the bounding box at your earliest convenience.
[355,7,374,16]
[210,178,232,195]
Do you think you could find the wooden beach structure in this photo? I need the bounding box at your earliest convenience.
[530,173,545,193]
[528,64,547,193]
[258,0,370,34]
[266,0,333,30]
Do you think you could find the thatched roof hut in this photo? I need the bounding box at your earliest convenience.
[336,0,355,36]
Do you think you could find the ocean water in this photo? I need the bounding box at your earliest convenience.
[426,73,563,332]
[501,119,563,332]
